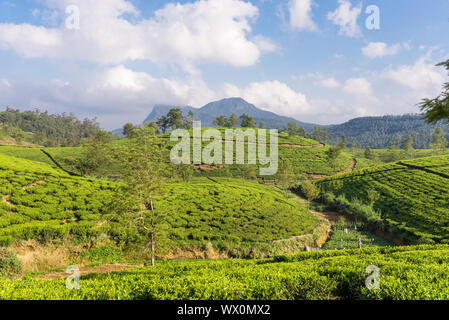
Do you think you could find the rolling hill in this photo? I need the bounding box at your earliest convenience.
[318,155,449,243]
[0,130,355,178]
[0,153,322,257]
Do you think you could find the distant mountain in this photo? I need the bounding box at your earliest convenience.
[326,114,449,149]
[113,99,449,149]
[143,98,317,131]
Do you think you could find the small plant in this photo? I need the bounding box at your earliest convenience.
[0,248,22,278]
[366,189,380,206]
[301,179,320,202]
[80,245,122,264]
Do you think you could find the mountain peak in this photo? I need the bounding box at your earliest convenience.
[142,97,316,130]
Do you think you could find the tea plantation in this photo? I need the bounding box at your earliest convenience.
[0,129,354,178]
[0,154,320,255]
[318,155,449,243]
[1,245,448,300]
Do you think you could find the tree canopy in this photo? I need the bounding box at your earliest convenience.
[420,60,449,124]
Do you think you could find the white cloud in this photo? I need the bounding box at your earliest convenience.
[315,76,340,88]
[382,54,446,95]
[1,79,11,88]
[251,35,279,53]
[0,66,217,129]
[362,42,405,59]
[327,0,362,37]
[343,77,372,95]
[288,0,317,31]
[223,80,311,118]
[0,0,270,72]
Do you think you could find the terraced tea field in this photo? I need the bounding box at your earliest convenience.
[318,155,449,243]
[0,129,354,178]
[0,153,321,256]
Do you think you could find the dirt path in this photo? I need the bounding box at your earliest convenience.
[37,264,139,280]
[189,137,324,149]
[22,179,47,191]
[2,195,12,208]
[295,196,347,225]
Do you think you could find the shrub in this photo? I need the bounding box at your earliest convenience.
[80,245,122,264]
[301,180,320,202]
[0,248,22,278]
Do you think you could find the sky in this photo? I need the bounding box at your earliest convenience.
[0,0,448,130]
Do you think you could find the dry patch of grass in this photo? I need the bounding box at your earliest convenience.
[11,240,82,273]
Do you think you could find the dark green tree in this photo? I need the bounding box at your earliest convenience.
[240,114,256,128]
[287,121,299,136]
[123,123,137,138]
[229,113,238,127]
[109,126,171,266]
[326,147,342,175]
[402,136,415,159]
[430,128,448,155]
[420,60,449,124]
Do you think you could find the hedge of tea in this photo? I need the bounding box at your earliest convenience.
[1,245,449,300]
[318,155,449,243]
[0,154,320,253]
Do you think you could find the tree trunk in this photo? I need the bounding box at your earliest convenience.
[151,230,155,266]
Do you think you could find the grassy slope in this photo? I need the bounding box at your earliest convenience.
[0,130,354,178]
[2,245,449,300]
[0,153,115,245]
[318,155,449,243]
[0,153,320,256]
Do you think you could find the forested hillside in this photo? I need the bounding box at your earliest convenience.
[0,108,101,147]
[327,114,449,149]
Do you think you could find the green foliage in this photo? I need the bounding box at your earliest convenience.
[366,188,380,207]
[108,126,171,265]
[0,107,100,147]
[312,126,329,143]
[321,193,382,224]
[0,248,22,278]
[123,123,137,138]
[80,245,122,264]
[325,147,343,175]
[1,128,354,178]
[327,114,449,149]
[401,136,415,159]
[0,153,115,244]
[63,131,112,177]
[301,179,320,202]
[430,128,448,155]
[287,121,299,136]
[420,60,449,124]
[322,228,391,250]
[2,245,449,299]
[239,114,256,128]
[318,155,449,243]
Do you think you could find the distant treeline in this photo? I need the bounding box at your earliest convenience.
[0,108,101,147]
[326,114,449,149]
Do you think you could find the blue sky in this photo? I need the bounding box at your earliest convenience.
[0,0,448,129]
